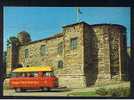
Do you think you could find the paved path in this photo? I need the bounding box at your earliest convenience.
[4,88,71,96]
[3,82,130,96]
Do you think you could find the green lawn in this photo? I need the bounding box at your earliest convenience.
[67,91,97,96]
[67,86,130,97]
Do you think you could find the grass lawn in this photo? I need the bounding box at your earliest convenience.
[67,82,130,96]
[67,91,97,96]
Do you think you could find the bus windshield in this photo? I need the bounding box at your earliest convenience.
[44,71,54,77]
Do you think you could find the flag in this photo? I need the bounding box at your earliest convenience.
[78,7,82,14]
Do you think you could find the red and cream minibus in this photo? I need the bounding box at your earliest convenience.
[9,66,58,92]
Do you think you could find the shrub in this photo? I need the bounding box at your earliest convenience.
[108,87,130,97]
[96,87,108,96]
[108,88,121,97]
[96,87,130,97]
[122,87,130,96]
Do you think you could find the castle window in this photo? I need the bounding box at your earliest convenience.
[40,45,48,56]
[70,37,78,49]
[58,60,63,68]
[111,67,119,76]
[25,49,29,58]
[57,42,63,54]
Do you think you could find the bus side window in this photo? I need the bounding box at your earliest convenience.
[22,73,27,77]
[45,72,50,76]
[45,72,52,77]
[34,72,38,77]
[45,71,54,77]
[43,72,46,76]
[30,72,34,77]
[17,73,21,77]
[38,71,43,77]
[27,72,32,77]
[43,72,47,77]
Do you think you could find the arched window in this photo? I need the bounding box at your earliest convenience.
[57,42,63,54]
[40,45,48,56]
[25,49,29,58]
[70,37,78,49]
[58,60,63,68]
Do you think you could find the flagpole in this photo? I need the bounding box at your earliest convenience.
[76,7,79,22]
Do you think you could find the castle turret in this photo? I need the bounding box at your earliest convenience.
[17,31,31,45]
[6,31,31,74]
[6,37,20,74]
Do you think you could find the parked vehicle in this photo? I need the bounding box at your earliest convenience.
[9,66,58,92]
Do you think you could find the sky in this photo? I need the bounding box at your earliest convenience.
[4,7,130,51]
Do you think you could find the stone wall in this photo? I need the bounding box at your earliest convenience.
[6,44,19,74]
[91,24,127,84]
[57,75,86,88]
[107,25,127,80]
[18,35,64,69]
[109,26,121,80]
[118,27,128,80]
[6,47,12,75]
[63,23,84,75]
[62,23,86,88]
[83,24,96,86]
[6,22,128,88]
[92,25,111,84]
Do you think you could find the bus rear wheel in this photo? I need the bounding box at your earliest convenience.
[41,87,50,92]
[15,88,25,92]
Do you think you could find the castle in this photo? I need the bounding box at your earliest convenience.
[6,22,128,88]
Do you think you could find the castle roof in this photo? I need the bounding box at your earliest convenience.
[91,23,126,29]
[20,22,126,46]
[62,22,126,30]
[20,32,63,46]
[62,21,90,28]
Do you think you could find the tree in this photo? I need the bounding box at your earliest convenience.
[7,36,20,47]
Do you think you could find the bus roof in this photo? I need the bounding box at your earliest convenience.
[12,66,54,72]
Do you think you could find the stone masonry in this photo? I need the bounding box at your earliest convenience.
[6,22,128,88]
